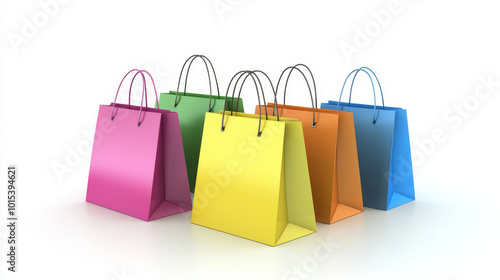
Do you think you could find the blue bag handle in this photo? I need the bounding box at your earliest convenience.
[350,67,385,108]
[338,67,384,123]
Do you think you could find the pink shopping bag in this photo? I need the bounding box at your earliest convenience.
[86,69,192,221]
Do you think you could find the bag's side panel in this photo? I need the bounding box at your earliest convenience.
[333,112,364,220]
[159,93,212,192]
[148,116,166,219]
[336,112,364,210]
[225,97,245,113]
[163,112,193,210]
[387,109,415,209]
[274,156,288,245]
[275,120,317,246]
[260,105,338,224]
[264,104,363,221]
[86,105,161,220]
[283,121,317,231]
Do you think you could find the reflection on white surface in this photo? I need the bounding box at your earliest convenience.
[4,184,496,280]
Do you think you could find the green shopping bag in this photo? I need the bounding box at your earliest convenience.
[158,55,244,192]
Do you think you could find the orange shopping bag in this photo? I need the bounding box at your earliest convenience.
[256,64,363,224]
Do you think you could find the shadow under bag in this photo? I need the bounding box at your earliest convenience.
[86,70,192,221]
[321,67,415,210]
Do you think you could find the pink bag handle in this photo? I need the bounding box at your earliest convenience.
[129,70,160,126]
[128,70,159,108]
[129,71,148,108]
[111,69,159,126]
[111,69,144,121]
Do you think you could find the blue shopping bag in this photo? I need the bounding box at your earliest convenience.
[321,67,415,210]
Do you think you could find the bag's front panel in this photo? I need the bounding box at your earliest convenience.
[192,113,286,246]
[159,93,244,192]
[344,107,395,210]
[86,105,162,220]
[322,102,396,210]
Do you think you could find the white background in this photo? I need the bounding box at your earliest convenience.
[1,0,500,279]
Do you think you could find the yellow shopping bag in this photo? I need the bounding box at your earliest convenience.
[191,71,316,246]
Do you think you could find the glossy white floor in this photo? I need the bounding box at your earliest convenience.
[2,176,499,280]
[1,1,499,279]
